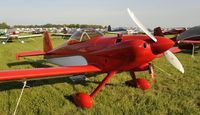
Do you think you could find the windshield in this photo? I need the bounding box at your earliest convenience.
[66,29,103,44]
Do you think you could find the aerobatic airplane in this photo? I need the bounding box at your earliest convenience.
[0,8,184,109]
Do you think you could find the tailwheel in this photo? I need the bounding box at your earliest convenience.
[72,92,93,108]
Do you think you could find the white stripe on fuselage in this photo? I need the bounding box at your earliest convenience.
[47,56,88,66]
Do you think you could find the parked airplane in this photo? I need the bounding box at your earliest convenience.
[107,25,128,34]
[0,28,42,44]
[154,27,186,36]
[154,26,200,56]
[0,8,184,110]
[51,28,76,38]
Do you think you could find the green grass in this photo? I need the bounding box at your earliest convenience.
[0,36,200,115]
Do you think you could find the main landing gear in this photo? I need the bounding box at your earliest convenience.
[72,71,116,108]
[125,64,154,91]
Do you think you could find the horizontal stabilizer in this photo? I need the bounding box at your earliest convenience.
[16,51,46,60]
[0,65,101,81]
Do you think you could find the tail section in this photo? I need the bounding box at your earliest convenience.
[154,27,164,37]
[43,31,53,52]
[154,27,177,42]
[16,31,53,60]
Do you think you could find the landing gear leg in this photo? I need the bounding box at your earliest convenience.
[192,43,195,58]
[149,64,155,84]
[18,37,24,44]
[72,71,116,108]
[125,71,137,87]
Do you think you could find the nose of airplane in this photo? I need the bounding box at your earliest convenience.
[150,37,175,55]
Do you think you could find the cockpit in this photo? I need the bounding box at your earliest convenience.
[67,29,103,45]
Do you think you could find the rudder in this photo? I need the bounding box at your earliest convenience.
[43,31,53,52]
[154,27,164,37]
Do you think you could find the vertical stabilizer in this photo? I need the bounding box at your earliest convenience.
[43,31,53,52]
[154,27,164,37]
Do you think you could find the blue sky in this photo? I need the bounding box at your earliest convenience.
[0,0,200,28]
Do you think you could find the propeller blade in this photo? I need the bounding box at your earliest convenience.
[127,8,157,42]
[164,50,184,73]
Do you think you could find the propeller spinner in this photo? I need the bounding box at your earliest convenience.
[127,8,184,73]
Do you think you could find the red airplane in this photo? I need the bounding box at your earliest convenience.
[154,27,200,56]
[154,27,186,36]
[0,8,184,109]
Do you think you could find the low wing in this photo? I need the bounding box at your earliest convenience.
[0,36,7,39]
[18,34,42,38]
[179,40,200,44]
[0,65,101,81]
[156,47,181,58]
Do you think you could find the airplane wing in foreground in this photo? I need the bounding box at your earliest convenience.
[0,65,101,81]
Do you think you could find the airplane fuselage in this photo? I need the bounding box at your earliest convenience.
[46,35,173,73]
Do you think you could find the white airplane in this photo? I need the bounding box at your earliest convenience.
[0,28,42,44]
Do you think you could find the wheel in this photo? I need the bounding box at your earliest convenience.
[125,78,150,90]
[136,78,150,90]
[72,92,93,108]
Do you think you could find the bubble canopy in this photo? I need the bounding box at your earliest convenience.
[67,29,103,44]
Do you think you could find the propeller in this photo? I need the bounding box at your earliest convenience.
[127,8,157,42]
[127,8,184,73]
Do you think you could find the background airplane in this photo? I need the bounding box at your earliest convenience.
[107,25,128,34]
[0,29,6,36]
[51,28,76,39]
[154,26,200,56]
[0,8,184,112]
[0,28,42,44]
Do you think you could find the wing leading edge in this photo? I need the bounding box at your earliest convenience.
[0,65,101,81]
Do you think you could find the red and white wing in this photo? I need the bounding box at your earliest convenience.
[0,65,101,81]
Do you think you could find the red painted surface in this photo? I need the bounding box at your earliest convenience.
[0,31,176,108]
[0,65,101,81]
[73,92,93,108]
[154,27,200,50]
[136,78,150,90]
[16,51,46,60]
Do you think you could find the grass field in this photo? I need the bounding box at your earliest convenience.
[0,35,200,115]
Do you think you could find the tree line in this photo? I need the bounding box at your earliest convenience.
[14,24,104,29]
[0,22,104,29]
[0,22,10,29]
